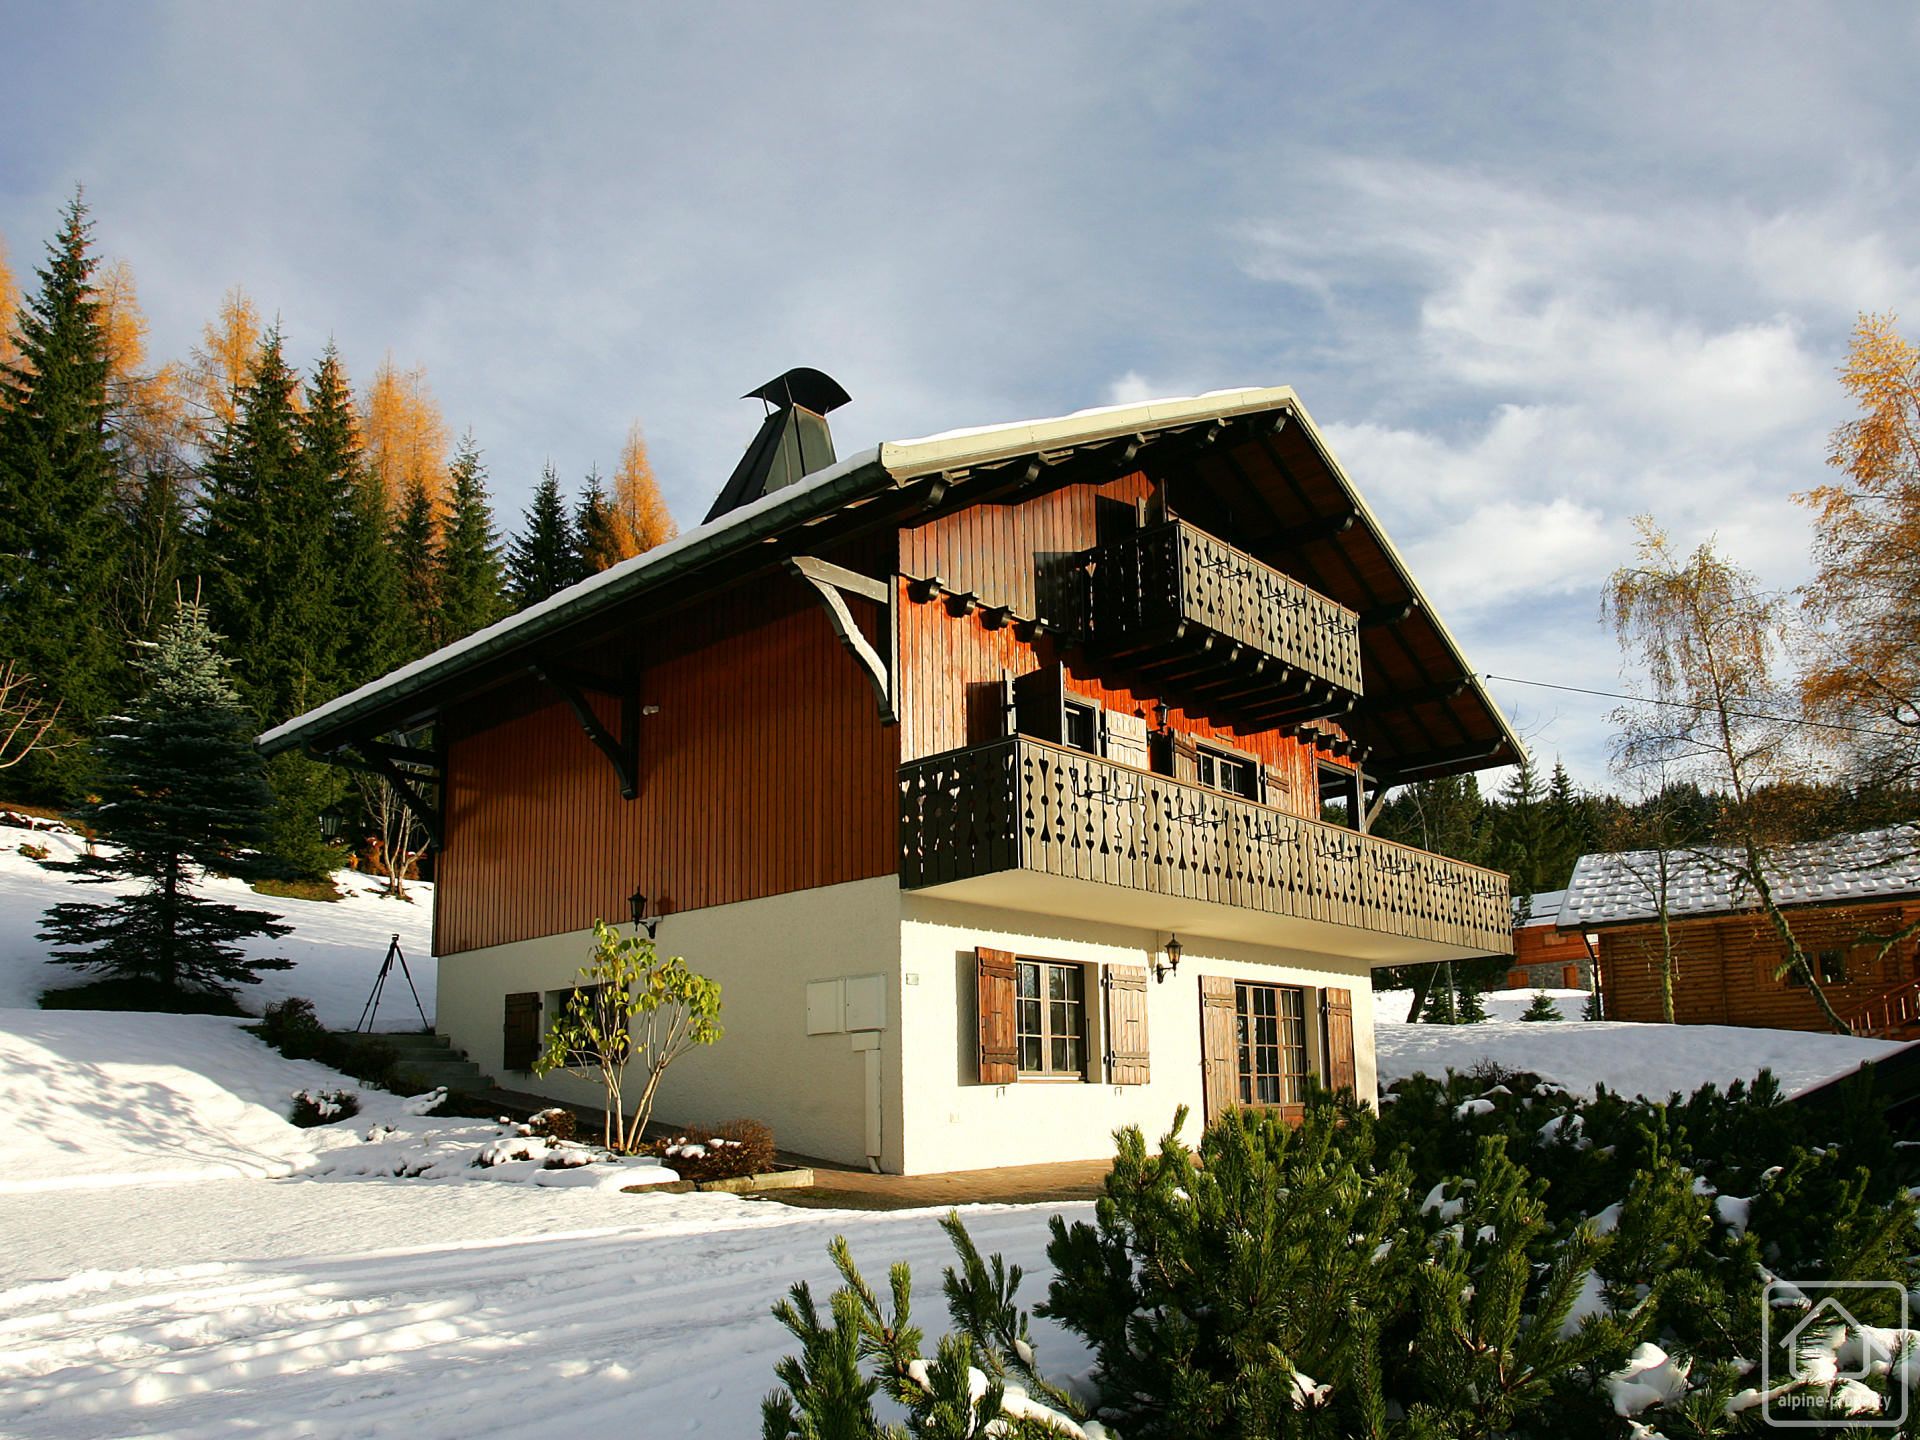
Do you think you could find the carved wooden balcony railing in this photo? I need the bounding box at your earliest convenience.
[1087,520,1365,725]
[900,737,1512,955]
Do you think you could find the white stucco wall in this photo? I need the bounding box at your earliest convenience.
[896,894,1379,1174]
[437,876,905,1169]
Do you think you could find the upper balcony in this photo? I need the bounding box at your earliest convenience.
[1087,520,1365,725]
[900,737,1511,962]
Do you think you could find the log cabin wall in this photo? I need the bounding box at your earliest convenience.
[898,477,1352,822]
[435,564,897,957]
[1595,901,1920,1032]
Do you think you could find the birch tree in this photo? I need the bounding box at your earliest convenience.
[1606,517,1848,1031]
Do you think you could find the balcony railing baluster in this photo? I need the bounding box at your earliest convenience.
[900,738,1511,955]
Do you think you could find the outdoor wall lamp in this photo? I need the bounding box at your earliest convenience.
[1153,933,1183,984]
[629,888,660,940]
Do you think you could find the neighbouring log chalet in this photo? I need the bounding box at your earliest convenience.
[1561,826,1920,1038]
[262,373,1521,1173]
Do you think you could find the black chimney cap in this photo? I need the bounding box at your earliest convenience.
[744,367,850,415]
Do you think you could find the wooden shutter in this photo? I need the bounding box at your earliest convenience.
[976,948,1018,1084]
[1104,965,1151,1084]
[1199,974,1238,1123]
[1012,665,1065,743]
[1103,709,1151,770]
[502,991,541,1072]
[1170,733,1200,784]
[999,669,1019,739]
[1322,987,1356,1098]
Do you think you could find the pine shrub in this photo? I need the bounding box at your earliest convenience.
[1521,990,1563,1021]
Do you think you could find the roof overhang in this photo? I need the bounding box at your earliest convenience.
[261,384,1521,783]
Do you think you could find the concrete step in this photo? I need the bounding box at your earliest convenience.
[332,1031,495,1094]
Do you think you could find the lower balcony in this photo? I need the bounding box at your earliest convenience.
[899,737,1512,962]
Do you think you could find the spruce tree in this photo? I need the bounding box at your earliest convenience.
[507,461,578,608]
[1541,760,1595,889]
[302,343,404,689]
[435,432,507,645]
[575,464,620,576]
[392,474,440,659]
[40,597,292,998]
[1492,750,1549,905]
[0,193,123,798]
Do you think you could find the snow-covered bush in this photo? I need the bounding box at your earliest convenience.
[768,1074,1920,1436]
[524,1107,576,1142]
[289,1087,360,1127]
[657,1119,774,1182]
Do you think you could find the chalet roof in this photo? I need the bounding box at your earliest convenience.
[1515,889,1568,928]
[1558,825,1920,930]
[260,384,1521,781]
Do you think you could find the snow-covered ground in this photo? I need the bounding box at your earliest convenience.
[0,816,435,1026]
[1374,987,1905,1098]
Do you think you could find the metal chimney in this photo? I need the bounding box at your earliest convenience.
[703,367,852,523]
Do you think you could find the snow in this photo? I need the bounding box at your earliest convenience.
[1375,988,1905,1099]
[0,818,435,1028]
[0,826,1089,1436]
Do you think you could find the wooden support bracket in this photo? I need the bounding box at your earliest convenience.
[325,741,444,849]
[529,662,640,799]
[790,555,898,726]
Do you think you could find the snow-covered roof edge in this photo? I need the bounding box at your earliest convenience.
[1558,824,1920,930]
[261,386,1318,754]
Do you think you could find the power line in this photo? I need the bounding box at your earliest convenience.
[1478,672,1909,742]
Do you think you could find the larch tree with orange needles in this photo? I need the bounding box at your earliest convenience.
[0,231,19,372]
[608,422,678,560]
[1798,312,1920,786]
[187,286,261,441]
[361,358,450,521]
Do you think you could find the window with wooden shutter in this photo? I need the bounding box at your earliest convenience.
[1104,964,1150,1084]
[502,991,541,1072]
[1322,987,1356,1098]
[1198,973,1238,1123]
[976,948,1018,1084]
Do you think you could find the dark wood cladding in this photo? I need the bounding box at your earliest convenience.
[900,737,1512,954]
[897,581,1345,821]
[1087,518,1366,704]
[1595,903,1920,1033]
[435,578,896,956]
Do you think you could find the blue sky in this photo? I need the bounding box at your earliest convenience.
[5,3,1918,788]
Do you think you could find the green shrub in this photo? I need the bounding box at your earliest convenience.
[1520,990,1563,1021]
[765,1075,1920,1437]
[260,996,329,1059]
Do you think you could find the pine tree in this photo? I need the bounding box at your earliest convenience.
[392,474,440,658]
[39,597,292,998]
[507,462,578,608]
[435,433,507,645]
[1521,991,1562,1022]
[0,192,124,799]
[575,465,620,576]
[1492,750,1549,905]
[301,343,405,688]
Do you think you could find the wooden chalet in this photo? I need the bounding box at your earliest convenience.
[1561,826,1920,1038]
[262,373,1520,1173]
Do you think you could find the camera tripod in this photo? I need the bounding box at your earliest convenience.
[356,932,431,1033]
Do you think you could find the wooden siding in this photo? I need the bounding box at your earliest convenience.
[1595,903,1920,1032]
[897,582,1347,821]
[435,577,896,956]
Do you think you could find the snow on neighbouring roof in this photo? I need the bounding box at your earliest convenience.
[1558,824,1920,930]
[1514,889,1567,928]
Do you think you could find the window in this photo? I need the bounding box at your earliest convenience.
[1818,949,1848,985]
[1235,982,1310,1105]
[1016,960,1086,1077]
[1063,698,1100,755]
[1196,744,1259,799]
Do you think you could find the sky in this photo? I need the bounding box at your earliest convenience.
[4,3,1918,790]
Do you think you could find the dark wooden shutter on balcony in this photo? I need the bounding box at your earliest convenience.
[1104,964,1151,1084]
[1322,987,1356,1097]
[503,991,541,1072]
[1199,974,1238,1122]
[976,948,1018,1084]
[1012,665,1065,743]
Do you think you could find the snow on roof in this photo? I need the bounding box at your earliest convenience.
[1558,824,1920,930]
[1514,890,1567,928]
